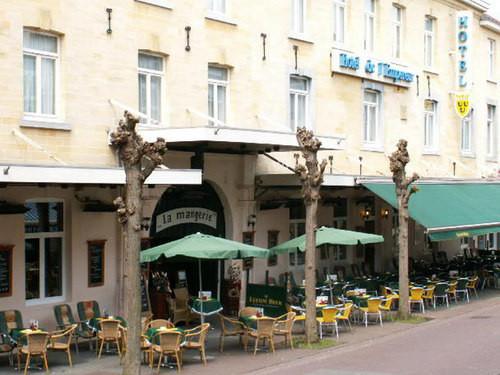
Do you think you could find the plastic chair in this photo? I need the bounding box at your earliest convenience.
[182,323,210,365]
[217,313,247,352]
[317,307,339,339]
[273,312,296,349]
[0,310,23,338]
[47,324,77,367]
[422,286,436,309]
[17,332,49,375]
[336,303,353,331]
[97,319,122,359]
[448,281,458,303]
[360,298,383,327]
[172,288,195,325]
[152,331,182,372]
[76,300,101,321]
[378,296,395,320]
[409,287,425,313]
[433,283,449,308]
[467,276,479,298]
[247,317,276,355]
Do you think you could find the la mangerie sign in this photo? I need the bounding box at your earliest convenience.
[330,48,414,88]
[156,207,217,232]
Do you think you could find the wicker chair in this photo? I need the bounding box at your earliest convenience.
[247,317,276,355]
[273,312,296,349]
[54,304,95,352]
[17,332,49,375]
[172,288,195,325]
[239,307,259,318]
[47,324,77,367]
[97,319,122,359]
[152,331,182,373]
[147,319,175,330]
[182,323,210,365]
[217,313,247,352]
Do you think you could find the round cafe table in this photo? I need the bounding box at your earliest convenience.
[188,298,223,323]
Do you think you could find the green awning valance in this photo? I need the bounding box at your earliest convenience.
[362,182,500,241]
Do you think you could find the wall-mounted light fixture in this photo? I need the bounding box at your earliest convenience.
[380,208,390,219]
[247,214,257,230]
[360,207,371,220]
[141,217,151,231]
[106,8,113,34]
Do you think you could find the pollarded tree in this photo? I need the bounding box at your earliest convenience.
[295,128,327,343]
[389,139,419,320]
[110,111,166,375]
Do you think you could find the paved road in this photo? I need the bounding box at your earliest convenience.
[262,303,500,375]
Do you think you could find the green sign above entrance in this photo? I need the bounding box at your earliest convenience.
[246,283,287,317]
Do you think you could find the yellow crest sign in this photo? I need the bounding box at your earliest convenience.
[454,93,471,118]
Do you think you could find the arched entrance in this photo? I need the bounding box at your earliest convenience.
[148,182,226,309]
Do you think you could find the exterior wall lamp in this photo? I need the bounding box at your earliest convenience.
[247,214,257,230]
[380,208,390,219]
[141,217,151,231]
[360,207,371,220]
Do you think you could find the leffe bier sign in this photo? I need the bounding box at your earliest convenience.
[156,207,217,232]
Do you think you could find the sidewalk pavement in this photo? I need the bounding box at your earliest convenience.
[2,289,499,374]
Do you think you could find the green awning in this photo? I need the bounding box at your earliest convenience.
[362,182,500,241]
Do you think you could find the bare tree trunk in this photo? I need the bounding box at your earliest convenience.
[295,128,326,344]
[110,112,166,375]
[389,140,419,320]
[398,197,409,319]
[304,199,318,343]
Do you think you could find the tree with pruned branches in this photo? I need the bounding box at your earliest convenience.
[389,139,419,319]
[110,111,166,375]
[295,127,327,343]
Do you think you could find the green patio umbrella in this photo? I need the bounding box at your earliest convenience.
[269,226,384,254]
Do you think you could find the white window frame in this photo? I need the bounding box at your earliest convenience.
[364,0,375,52]
[487,104,496,159]
[333,0,346,44]
[424,16,434,68]
[291,0,306,35]
[460,110,474,156]
[208,65,229,126]
[138,53,164,126]
[207,0,226,16]
[423,99,438,153]
[392,4,403,59]
[289,75,310,131]
[23,30,60,120]
[488,38,496,80]
[24,199,65,306]
[362,89,381,148]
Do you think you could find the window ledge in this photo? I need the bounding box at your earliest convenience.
[422,68,439,76]
[134,0,173,9]
[487,79,498,85]
[205,13,237,26]
[288,33,314,44]
[422,150,440,156]
[21,117,71,131]
[486,156,498,162]
[26,296,65,307]
[460,152,476,159]
[361,144,384,153]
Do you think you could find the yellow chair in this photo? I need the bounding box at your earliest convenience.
[409,287,425,313]
[360,298,383,327]
[448,281,458,303]
[336,303,353,331]
[467,276,479,298]
[317,307,338,340]
[273,312,296,349]
[378,297,394,320]
[422,286,436,309]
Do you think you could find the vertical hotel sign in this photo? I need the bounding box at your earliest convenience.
[454,11,472,118]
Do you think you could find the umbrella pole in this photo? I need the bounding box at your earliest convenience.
[217,260,221,300]
[198,259,204,324]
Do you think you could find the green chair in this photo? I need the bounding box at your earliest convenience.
[0,310,24,345]
[456,278,470,303]
[54,304,95,352]
[77,301,101,322]
[433,283,449,308]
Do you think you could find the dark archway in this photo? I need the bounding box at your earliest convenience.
[147,182,226,311]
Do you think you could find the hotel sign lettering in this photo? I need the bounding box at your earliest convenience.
[331,48,414,88]
[456,11,472,90]
[156,207,217,232]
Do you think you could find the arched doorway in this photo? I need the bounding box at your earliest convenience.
[147,182,226,315]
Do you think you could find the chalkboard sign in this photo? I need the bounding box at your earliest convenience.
[0,245,13,297]
[140,273,151,313]
[87,240,105,287]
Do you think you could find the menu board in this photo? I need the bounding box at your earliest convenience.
[87,240,105,287]
[0,245,13,297]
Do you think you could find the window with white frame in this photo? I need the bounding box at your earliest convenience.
[24,201,64,303]
[292,0,306,34]
[392,5,402,58]
[424,16,434,68]
[461,110,473,154]
[487,104,496,158]
[363,89,380,145]
[488,38,496,79]
[289,75,310,131]
[333,0,345,44]
[208,66,228,126]
[208,0,226,15]
[23,30,59,117]
[423,100,438,151]
[138,53,163,125]
[364,0,375,51]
